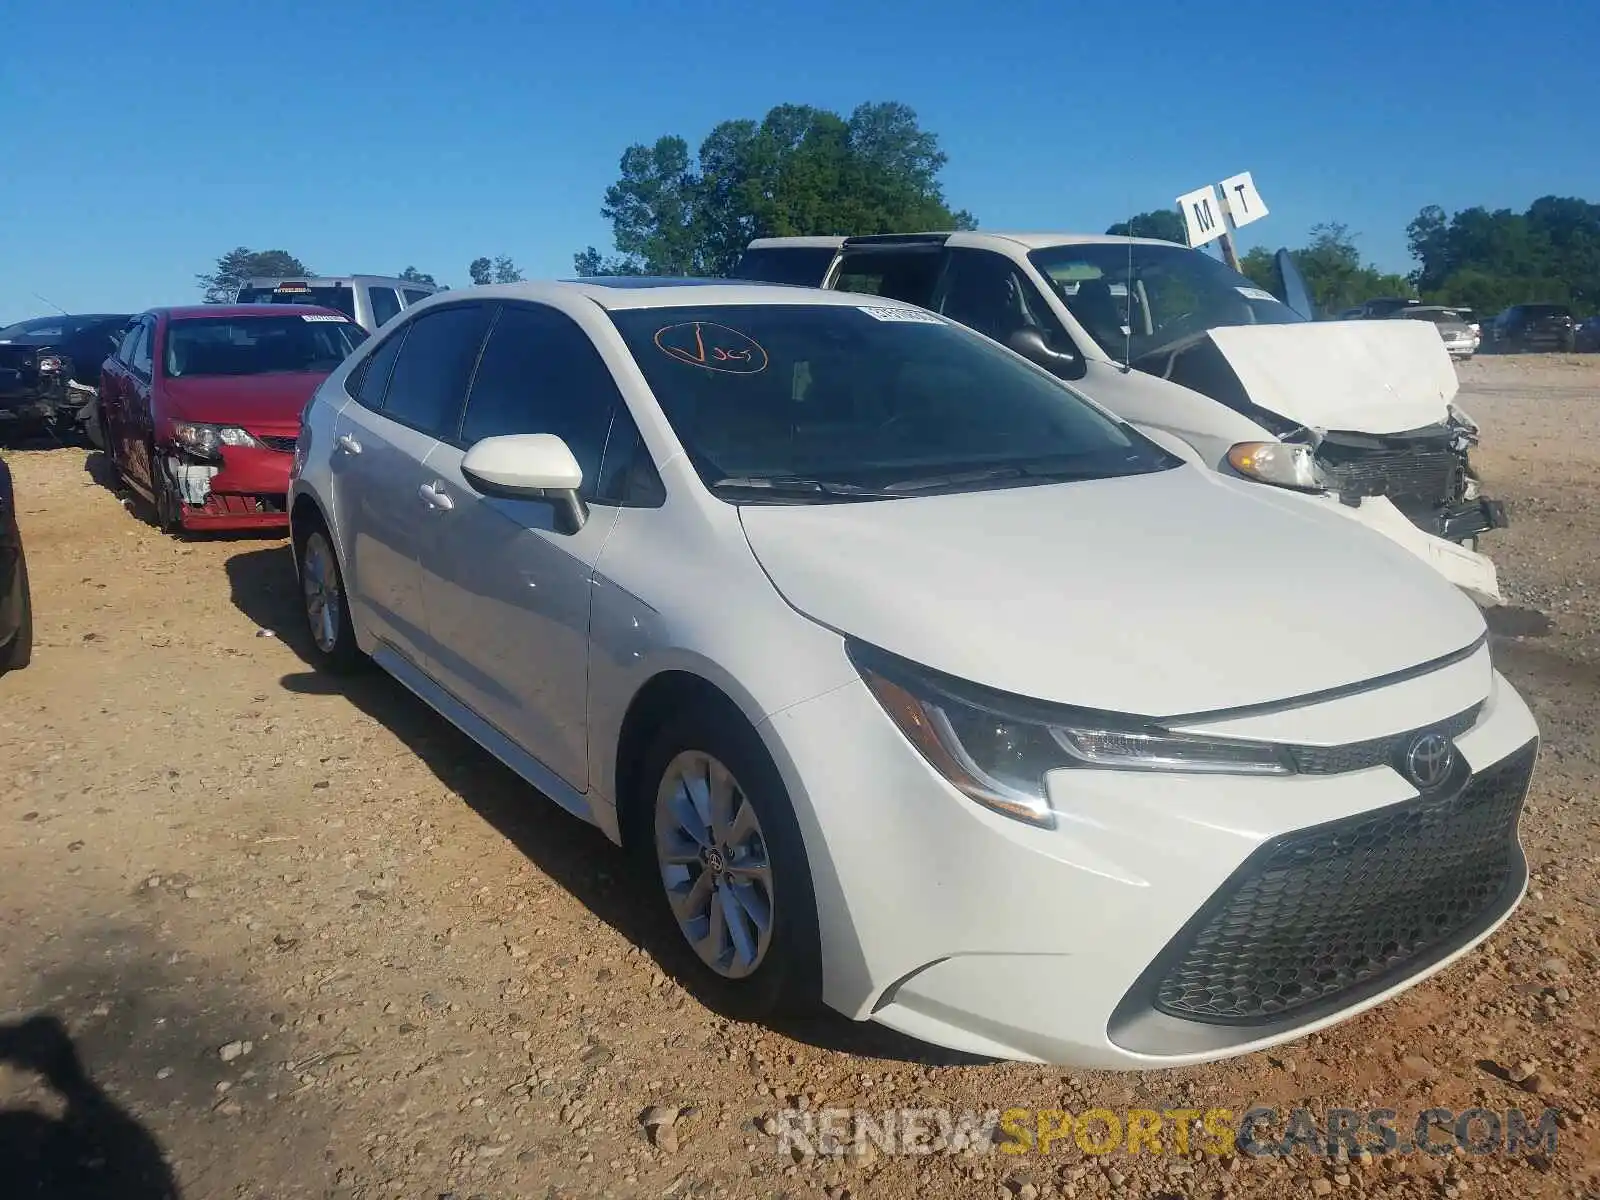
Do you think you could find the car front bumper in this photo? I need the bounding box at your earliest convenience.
[162,442,293,531]
[765,653,1538,1067]
[0,378,72,426]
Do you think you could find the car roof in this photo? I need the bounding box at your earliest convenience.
[424,279,931,312]
[745,231,1185,252]
[239,275,437,288]
[153,304,352,320]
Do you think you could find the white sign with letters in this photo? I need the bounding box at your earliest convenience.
[1176,184,1226,247]
[1219,171,1269,229]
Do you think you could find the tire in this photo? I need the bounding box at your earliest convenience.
[151,445,182,533]
[2,550,33,673]
[296,519,364,673]
[628,701,821,1018]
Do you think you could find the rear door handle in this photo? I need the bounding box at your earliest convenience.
[418,481,454,511]
[336,433,362,455]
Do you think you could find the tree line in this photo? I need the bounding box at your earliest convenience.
[196,100,1597,318]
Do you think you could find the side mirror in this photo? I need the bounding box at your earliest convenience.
[1006,327,1080,377]
[461,433,588,533]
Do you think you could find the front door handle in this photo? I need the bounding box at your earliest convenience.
[336,433,362,455]
[418,481,454,511]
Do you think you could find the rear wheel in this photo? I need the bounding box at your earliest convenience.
[297,522,364,673]
[630,703,820,1017]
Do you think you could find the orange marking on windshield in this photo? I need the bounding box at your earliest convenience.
[654,321,768,375]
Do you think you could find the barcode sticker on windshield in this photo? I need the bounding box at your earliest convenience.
[856,305,944,324]
[300,314,347,322]
[1235,286,1278,302]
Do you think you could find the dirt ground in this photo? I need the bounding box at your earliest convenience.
[2,354,1598,1200]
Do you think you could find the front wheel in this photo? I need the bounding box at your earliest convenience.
[633,705,820,1017]
[1,550,32,673]
[297,523,364,673]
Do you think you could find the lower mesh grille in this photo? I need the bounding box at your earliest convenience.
[258,435,298,453]
[1152,741,1536,1024]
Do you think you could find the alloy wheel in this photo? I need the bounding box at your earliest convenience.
[653,750,775,979]
[302,531,342,654]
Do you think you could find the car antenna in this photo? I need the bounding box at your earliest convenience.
[1123,220,1134,372]
[32,292,69,316]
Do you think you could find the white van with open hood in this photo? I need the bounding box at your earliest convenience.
[731,232,1507,604]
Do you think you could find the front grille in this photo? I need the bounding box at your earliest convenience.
[1150,740,1535,1024]
[258,435,298,453]
[1318,448,1459,508]
[1287,704,1480,774]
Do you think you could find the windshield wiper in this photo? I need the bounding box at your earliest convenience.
[880,457,1141,493]
[709,476,899,501]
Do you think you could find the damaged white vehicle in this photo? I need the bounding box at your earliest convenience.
[732,233,1507,605]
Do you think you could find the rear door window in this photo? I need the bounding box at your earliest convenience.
[130,322,154,376]
[378,304,494,437]
[402,289,432,306]
[368,287,402,328]
[353,328,406,408]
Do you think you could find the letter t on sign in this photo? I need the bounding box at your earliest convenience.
[1219,172,1269,230]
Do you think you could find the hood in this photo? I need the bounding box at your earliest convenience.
[1205,319,1457,435]
[739,465,1485,717]
[160,373,324,427]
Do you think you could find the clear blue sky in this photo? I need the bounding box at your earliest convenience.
[2,0,1595,322]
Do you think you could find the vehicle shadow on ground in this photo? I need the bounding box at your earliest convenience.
[0,1014,181,1199]
[224,544,987,1067]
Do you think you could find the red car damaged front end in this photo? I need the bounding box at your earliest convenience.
[159,410,304,529]
[152,310,365,531]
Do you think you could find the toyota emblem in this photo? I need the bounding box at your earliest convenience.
[1403,732,1455,790]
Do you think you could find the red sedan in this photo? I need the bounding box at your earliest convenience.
[97,305,367,532]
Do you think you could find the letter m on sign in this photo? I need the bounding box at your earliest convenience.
[1176,185,1226,248]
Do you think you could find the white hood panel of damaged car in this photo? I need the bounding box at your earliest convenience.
[1206,319,1458,435]
[737,464,1486,718]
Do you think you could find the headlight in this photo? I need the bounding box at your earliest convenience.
[171,422,259,459]
[1226,441,1327,492]
[851,644,1292,829]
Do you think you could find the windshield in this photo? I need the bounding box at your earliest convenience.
[730,247,838,287]
[236,283,358,321]
[0,315,124,343]
[1026,243,1305,365]
[165,315,367,378]
[1400,309,1464,325]
[607,303,1178,500]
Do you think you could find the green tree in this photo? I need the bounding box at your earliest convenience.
[1105,209,1187,244]
[466,256,523,285]
[1235,225,1412,317]
[196,248,310,304]
[576,101,975,277]
[1407,196,1600,315]
[398,266,436,285]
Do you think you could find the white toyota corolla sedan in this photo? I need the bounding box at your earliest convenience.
[287,280,1539,1067]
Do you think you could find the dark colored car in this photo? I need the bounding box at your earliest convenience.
[96,305,367,532]
[1493,304,1576,352]
[1575,315,1600,353]
[0,456,32,673]
[0,313,133,439]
